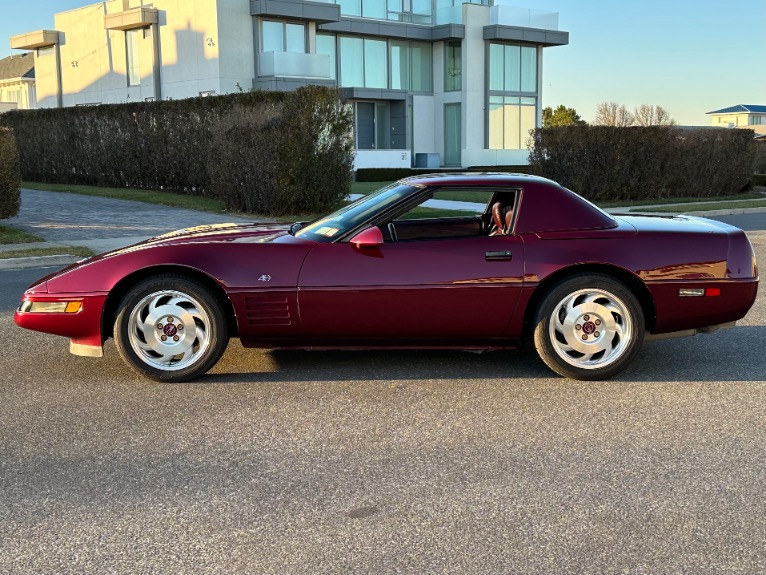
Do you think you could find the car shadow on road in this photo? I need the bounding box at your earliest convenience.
[200,325,766,385]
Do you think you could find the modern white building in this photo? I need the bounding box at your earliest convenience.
[11,0,568,168]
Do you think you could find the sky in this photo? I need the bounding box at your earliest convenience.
[0,0,764,125]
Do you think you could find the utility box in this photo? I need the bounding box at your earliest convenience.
[415,153,440,168]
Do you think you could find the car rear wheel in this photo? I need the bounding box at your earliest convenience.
[114,275,229,382]
[533,274,644,380]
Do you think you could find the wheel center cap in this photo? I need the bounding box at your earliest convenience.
[582,321,596,335]
[163,324,178,337]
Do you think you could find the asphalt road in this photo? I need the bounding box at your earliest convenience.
[710,211,766,231]
[1,221,764,575]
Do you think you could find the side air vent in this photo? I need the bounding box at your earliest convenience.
[244,296,292,326]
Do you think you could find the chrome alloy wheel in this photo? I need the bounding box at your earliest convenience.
[127,289,212,371]
[548,288,634,370]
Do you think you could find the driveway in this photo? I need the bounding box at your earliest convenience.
[4,188,258,253]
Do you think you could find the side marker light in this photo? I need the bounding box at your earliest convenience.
[679,288,721,297]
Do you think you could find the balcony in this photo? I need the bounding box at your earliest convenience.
[435,1,559,30]
[490,3,559,30]
[104,7,159,31]
[258,51,332,79]
[313,0,433,25]
[11,30,60,50]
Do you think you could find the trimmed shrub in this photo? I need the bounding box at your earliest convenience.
[0,88,353,215]
[754,143,766,175]
[752,174,766,187]
[208,86,353,216]
[529,126,757,201]
[0,127,21,219]
[276,85,355,214]
[208,103,284,214]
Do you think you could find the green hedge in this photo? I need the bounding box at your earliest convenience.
[754,143,766,175]
[0,87,354,215]
[753,174,766,187]
[208,86,353,216]
[528,126,756,202]
[0,127,20,219]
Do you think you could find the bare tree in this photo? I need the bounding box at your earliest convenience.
[633,104,676,126]
[593,102,633,127]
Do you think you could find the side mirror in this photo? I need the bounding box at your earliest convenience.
[289,222,304,235]
[350,226,384,249]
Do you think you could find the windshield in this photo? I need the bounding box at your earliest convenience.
[295,183,421,243]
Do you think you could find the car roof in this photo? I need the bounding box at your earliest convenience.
[399,172,617,234]
[400,172,555,188]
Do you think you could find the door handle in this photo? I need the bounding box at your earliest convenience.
[485,250,513,261]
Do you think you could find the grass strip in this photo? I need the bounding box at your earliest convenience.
[0,225,45,245]
[0,246,96,259]
[23,182,233,214]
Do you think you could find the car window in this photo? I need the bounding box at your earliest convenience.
[397,189,493,221]
[383,188,505,242]
[295,183,420,243]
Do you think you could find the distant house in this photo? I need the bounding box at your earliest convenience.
[9,0,570,169]
[0,52,36,112]
[706,104,766,137]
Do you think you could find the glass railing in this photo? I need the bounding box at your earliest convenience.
[258,52,332,79]
[490,2,559,30]
[311,0,558,30]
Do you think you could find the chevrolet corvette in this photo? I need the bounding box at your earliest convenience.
[15,174,759,381]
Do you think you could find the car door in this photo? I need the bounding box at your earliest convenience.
[296,233,525,341]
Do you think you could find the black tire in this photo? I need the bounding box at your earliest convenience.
[114,275,229,382]
[533,274,644,380]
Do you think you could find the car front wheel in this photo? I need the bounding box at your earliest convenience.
[114,275,229,382]
[533,274,644,380]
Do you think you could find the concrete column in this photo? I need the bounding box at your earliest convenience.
[152,22,162,101]
[54,43,63,108]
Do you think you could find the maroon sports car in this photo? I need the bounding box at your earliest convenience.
[15,174,759,382]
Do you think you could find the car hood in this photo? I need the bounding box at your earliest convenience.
[145,222,291,245]
[22,222,295,293]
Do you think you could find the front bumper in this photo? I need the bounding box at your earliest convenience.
[15,293,108,354]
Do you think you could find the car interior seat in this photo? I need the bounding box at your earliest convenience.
[489,201,514,235]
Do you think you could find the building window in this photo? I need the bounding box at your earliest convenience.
[445,40,461,92]
[339,36,431,91]
[1,89,20,103]
[340,37,387,89]
[126,29,141,87]
[410,42,432,91]
[316,34,337,81]
[340,0,432,23]
[488,43,538,150]
[390,40,432,91]
[388,0,432,23]
[750,115,763,125]
[488,96,536,150]
[261,20,306,53]
[340,0,387,18]
[489,43,536,93]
